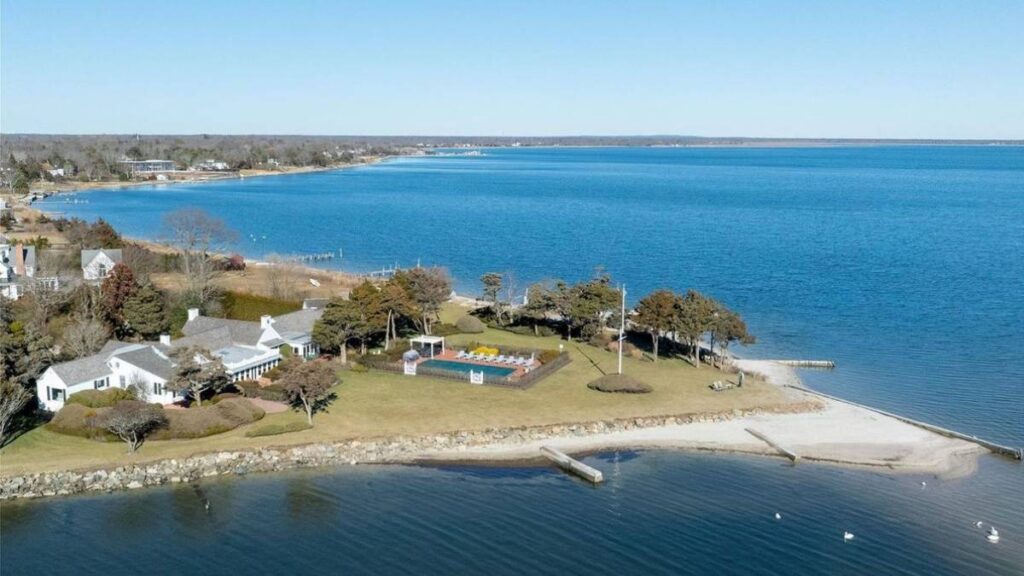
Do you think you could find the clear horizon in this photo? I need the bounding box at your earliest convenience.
[2,1,1022,139]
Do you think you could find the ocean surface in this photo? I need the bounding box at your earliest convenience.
[9,146,1022,574]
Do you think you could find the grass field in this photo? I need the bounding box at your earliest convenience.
[0,305,796,476]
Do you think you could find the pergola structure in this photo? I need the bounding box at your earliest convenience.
[409,335,445,358]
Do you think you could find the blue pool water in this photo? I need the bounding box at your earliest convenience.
[18,146,1024,574]
[420,358,516,378]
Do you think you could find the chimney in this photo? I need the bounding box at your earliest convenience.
[159,334,171,346]
[187,308,200,321]
[13,244,25,276]
[260,315,274,330]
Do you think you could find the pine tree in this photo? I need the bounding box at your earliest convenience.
[121,283,167,339]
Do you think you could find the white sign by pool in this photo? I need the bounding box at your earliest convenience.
[404,361,417,376]
[469,370,484,385]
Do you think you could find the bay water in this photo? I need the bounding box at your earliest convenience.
[7,146,1021,574]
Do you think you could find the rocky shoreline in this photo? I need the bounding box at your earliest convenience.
[0,402,817,501]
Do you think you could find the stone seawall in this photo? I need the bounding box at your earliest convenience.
[0,402,819,501]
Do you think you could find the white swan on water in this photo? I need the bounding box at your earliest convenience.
[987,527,999,543]
[843,532,855,542]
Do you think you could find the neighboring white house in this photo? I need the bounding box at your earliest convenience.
[1,239,36,300]
[118,159,176,176]
[192,159,230,171]
[81,248,123,281]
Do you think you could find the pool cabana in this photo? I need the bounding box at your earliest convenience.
[410,335,446,358]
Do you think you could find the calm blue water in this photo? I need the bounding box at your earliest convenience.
[18,146,1023,574]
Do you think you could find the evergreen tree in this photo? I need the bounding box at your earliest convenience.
[121,283,167,339]
[100,262,137,335]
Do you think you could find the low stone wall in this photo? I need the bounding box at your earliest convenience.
[0,401,819,501]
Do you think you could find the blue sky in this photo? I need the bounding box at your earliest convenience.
[1,1,1022,138]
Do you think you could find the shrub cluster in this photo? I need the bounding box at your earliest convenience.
[234,381,289,402]
[66,388,137,409]
[150,399,265,440]
[587,374,653,394]
[48,398,265,441]
[47,404,115,440]
[244,421,312,438]
[455,315,486,334]
[537,349,562,364]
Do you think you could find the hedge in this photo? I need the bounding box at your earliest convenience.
[234,381,289,403]
[244,421,312,438]
[66,388,137,408]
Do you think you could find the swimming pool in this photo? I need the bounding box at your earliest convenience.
[420,359,516,378]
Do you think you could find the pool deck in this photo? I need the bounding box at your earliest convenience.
[418,349,531,379]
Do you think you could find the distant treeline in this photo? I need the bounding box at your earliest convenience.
[0,134,410,189]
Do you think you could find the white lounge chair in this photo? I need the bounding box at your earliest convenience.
[524,358,536,367]
[510,357,524,365]
[456,351,468,359]
[496,355,507,364]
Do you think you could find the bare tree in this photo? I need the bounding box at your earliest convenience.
[162,208,237,307]
[99,400,166,453]
[62,315,110,359]
[264,254,300,300]
[279,361,338,426]
[0,379,32,447]
[167,346,229,406]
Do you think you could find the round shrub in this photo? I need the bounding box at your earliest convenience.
[456,315,486,334]
[587,374,653,394]
[538,349,561,364]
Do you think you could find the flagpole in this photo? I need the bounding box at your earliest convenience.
[618,283,626,375]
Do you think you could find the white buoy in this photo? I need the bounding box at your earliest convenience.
[843,531,855,542]
[775,512,782,520]
[975,521,984,528]
[920,481,927,487]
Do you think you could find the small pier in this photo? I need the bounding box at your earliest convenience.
[285,252,337,264]
[745,428,800,463]
[789,386,1023,461]
[540,446,604,484]
[770,360,836,369]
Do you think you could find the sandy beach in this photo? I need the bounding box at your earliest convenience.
[418,360,987,477]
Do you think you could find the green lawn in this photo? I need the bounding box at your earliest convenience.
[1,305,795,476]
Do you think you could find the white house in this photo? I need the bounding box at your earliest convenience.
[36,341,179,412]
[81,248,123,281]
[35,307,325,411]
[118,159,176,176]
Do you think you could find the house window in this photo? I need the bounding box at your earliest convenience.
[49,387,65,401]
[94,378,107,389]
[119,375,126,386]
[98,263,107,277]
[153,382,164,395]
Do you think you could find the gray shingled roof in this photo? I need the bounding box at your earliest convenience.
[80,249,123,268]
[273,309,323,335]
[182,316,264,347]
[48,354,112,385]
[171,326,236,351]
[111,346,174,380]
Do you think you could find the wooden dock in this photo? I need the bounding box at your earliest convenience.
[745,428,800,462]
[769,360,836,369]
[540,446,604,484]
